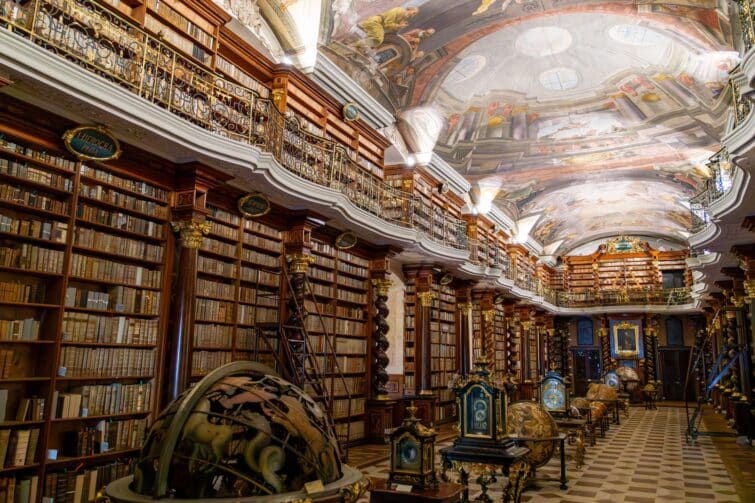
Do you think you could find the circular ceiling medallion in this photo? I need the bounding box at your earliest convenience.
[608,24,664,46]
[539,67,579,91]
[515,26,573,57]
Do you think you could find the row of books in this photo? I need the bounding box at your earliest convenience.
[235,328,260,350]
[334,420,364,441]
[70,254,161,288]
[430,357,456,371]
[0,475,38,503]
[310,267,334,283]
[42,461,131,503]
[79,183,168,219]
[241,248,279,267]
[197,278,235,301]
[75,226,163,262]
[207,206,240,226]
[0,349,22,379]
[8,395,45,422]
[195,298,235,323]
[336,305,364,319]
[332,397,365,419]
[0,318,40,342]
[336,261,367,278]
[337,251,368,268]
[208,220,237,241]
[430,371,456,388]
[191,350,232,376]
[243,220,281,239]
[0,244,64,273]
[62,314,159,345]
[53,381,151,418]
[336,290,366,304]
[312,255,335,269]
[65,286,160,315]
[431,344,456,358]
[0,428,39,469]
[237,305,278,324]
[198,255,234,277]
[0,182,69,216]
[58,347,155,377]
[79,165,167,201]
[215,56,270,99]
[337,276,367,290]
[0,138,76,172]
[61,418,148,456]
[0,213,68,243]
[201,236,237,258]
[239,267,278,286]
[144,15,212,64]
[146,0,215,48]
[76,202,164,239]
[0,280,46,304]
[193,323,232,347]
[0,158,73,192]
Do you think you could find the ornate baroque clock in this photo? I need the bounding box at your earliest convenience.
[604,370,621,390]
[539,371,569,414]
[387,402,438,489]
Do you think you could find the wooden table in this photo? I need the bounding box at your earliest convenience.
[369,478,465,503]
[439,442,530,503]
[593,399,621,424]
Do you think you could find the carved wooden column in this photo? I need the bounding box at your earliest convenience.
[599,315,612,374]
[643,314,659,383]
[455,284,473,377]
[479,291,495,368]
[282,216,321,327]
[403,266,436,424]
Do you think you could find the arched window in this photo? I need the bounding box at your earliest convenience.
[666,317,684,346]
[577,318,594,346]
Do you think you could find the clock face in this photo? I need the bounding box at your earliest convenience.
[543,388,565,410]
[606,374,620,389]
[397,438,420,470]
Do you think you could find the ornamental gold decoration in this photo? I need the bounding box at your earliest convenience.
[417,291,436,307]
[338,477,370,503]
[371,278,392,297]
[286,254,315,274]
[457,302,473,314]
[482,309,495,323]
[170,220,211,249]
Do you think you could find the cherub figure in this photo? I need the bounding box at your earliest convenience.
[353,6,418,49]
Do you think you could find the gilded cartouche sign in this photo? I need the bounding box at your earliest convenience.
[238,193,271,217]
[63,125,121,162]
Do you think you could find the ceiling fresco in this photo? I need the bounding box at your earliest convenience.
[319,0,738,254]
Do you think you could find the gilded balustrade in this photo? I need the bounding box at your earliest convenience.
[736,0,755,51]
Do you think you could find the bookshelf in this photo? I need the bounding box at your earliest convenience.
[431,283,456,423]
[143,0,218,66]
[191,203,284,380]
[0,130,172,501]
[308,239,369,443]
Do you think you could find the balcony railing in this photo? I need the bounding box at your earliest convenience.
[689,148,733,232]
[736,0,755,51]
[0,0,421,227]
[555,288,692,308]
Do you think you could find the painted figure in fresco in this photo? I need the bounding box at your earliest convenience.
[353,7,419,49]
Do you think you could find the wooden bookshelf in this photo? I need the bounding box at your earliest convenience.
[431,282,456,423]
[0,129,172,501]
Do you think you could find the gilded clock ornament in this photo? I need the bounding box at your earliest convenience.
[539,371,569,414]
[386,402,438,489]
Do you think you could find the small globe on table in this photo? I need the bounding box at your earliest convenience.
[105,362,368,502]
[506,401,559,468]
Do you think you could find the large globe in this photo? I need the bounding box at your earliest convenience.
[105,362,367,502]
[507,401,559,468]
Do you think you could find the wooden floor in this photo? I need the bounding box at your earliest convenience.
[348,406,753,502]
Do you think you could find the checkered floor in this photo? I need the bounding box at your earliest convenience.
[356,407,742,502]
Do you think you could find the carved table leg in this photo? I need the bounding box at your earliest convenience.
[459,464,470,503]
[474,469,495,503]
[441,453,451,483]
[574,429,585,470]
[559,436,568,490]
[503,460,530,503]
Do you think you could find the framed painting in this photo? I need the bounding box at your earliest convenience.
[610,319,644,359]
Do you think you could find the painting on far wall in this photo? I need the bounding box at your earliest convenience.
[610,319,644,359]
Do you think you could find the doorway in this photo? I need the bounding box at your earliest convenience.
[572,348,601,396]
[660,347,694,401]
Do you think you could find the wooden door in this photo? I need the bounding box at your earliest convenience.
[660,347,694,401]
[572,348,601,396]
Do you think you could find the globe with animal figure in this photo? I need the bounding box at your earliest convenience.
[105,362,367,502]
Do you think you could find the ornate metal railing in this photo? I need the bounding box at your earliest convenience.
[689,149,733,233]
[730,78,752,127]
[554,287,692,307]
[0,0,420,227]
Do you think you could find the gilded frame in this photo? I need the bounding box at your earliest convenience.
[62,125,122,162]
[610,320,642,358]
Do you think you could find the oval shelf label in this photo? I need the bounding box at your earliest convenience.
[238,193,271,217]
[335,231,357,250]
[63,125,121,161]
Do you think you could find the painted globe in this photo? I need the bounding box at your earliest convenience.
[590,401,608,420]
[586,383,617,400]
[507,401,559,468]
[571,397,591,409]
[104,362,366,502]
[616,366,639,381]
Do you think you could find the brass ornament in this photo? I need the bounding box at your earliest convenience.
[170,220,211,249]
[371,278,392,297]
[482,309,495,323]
[417,291,435,307]
[338,477,370,503]
[286,254,315,274]
[457,302,473,314]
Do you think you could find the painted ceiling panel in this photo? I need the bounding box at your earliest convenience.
[318,0,737,254]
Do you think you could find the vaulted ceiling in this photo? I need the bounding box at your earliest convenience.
[319,0,739,255]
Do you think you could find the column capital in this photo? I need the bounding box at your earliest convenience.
[371,278,392,297]
[482,309,495,323]
[457,302,473,314]
[417,291,436,307]
[286,253,315,274]
[170,220,211,249]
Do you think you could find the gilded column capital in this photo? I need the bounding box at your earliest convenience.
[417,290,435,307]
[482,309,495,323]
[170,220,211,249]
[286,253,315,274]
[744,279,755,300]
[520,321,531,331]
[371,278,392,297]
[457,302,473,314]
[598,327,609,337]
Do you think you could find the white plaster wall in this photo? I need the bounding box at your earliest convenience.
[385,265,406,374]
